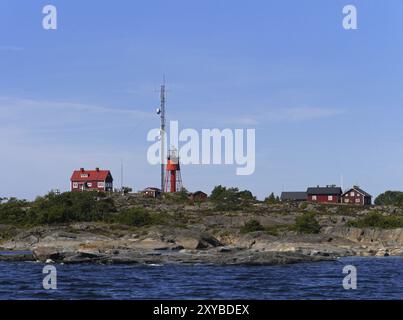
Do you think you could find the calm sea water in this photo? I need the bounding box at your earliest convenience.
[0,257,402,299]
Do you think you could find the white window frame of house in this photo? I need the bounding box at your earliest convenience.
[328,195,333,201]
[350,191,355,197]
[87,182,92,188]
[344,198,349,203]
[98,181,105,188]
[312,195,317,201]
[355,198,361,203]
[80,174,89,178]
[73,182,78,188]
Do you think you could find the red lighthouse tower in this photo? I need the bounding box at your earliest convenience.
[164,149,183,193]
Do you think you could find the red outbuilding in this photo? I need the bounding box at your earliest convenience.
[307,185,342,203]
[70,168,113,192]
[188,191,208,202]
[342,186,372,205]
[142,187,162,198]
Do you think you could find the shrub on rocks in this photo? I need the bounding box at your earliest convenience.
[347,211,403,229]
[0,191,116,225]
[113,208,153,227]
[240,219,265,234]
[210,185,256,211]
[294,212,321,234]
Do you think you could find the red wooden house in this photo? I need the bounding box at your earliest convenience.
[342,186,372,205]
[307,185,342,203]
[70,168,113,192]
[188,191,208,202]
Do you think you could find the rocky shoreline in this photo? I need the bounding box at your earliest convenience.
[0,224,336,265]
[0,225,400,266]
[1,201,403,266]
[0,248,334,266]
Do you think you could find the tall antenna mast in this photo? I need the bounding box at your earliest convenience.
[160,76,166,193]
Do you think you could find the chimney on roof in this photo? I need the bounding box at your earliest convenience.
[80,168,84,172]
[96,167,100,172]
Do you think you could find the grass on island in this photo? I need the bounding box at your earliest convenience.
[347,212,403,229]
[239,214,321,236]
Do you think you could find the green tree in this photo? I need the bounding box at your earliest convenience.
[294,212,321,234]
[265,192,280,204]
[0,198,29,224]
[240,219,265,234]
[375,191,403,206]
[210,185,255,202]
[177,187,190,200]
[163,187,190,203]
[211,185,238,202]
[121,187,133,194]
[348,212,403,229]
[3,191,117,225]
[238,190,256,201]
[210,186,256,210]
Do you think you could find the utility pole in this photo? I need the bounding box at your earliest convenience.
[158,76,166,193]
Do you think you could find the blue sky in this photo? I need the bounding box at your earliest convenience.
[1,0,403,200]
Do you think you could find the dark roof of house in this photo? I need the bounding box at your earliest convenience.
[144,187,161,192]
[307,187,342,195]
[192,191,207,196]
[281,192,307,201]
[342,186,372,197]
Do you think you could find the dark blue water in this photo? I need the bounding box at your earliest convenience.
[0,257,402,299]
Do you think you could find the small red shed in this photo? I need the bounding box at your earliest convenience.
[188,191,208,202]
[142,187,162,198]
[70,168,113,192]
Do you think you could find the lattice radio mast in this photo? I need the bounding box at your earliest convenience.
[157,76,166,193]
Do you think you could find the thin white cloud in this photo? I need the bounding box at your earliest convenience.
[0,96,151,117]
[0,96,155,143]
[270,106,344,122]
[221,117,260,126]
[218,106,344,126]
